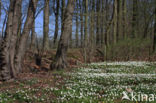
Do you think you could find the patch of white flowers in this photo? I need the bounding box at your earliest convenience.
[53,61,156,102]
[91,61,152,67]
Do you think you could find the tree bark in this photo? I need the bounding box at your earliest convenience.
[84,0,88,47]
[122,0,127,38]
[53,0,60,46]
[80,0,84,47]
[30,20,36,50]
[10,0,22,77]
[117,0,122,40]
[61,0,65,34]
[96,0,100,46]
[153,0,156,52]
[51,0,75,70]
[0,0,16,81]
[43,0,49,51]
[132,0,138,38]
[75,0,79,48]
[113,0,117,44]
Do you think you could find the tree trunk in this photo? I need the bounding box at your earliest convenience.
[75,1,79,48]
[53,0,60,46]
[51,0,75,70]
[10,0,22,77]
[132,0,138,38]
[80,0,84,47]
[117,0,122,40]
[84,0,88,47]
[30,20,36,50]
[96,0,100,46]
[43,0,49,51]
[122,0,127,39]
[153,0,156,52]
[61,0,65,33]
[113,0,117,44]
[15,0,38,74]
[89,0,95,45]
[0,0,16,81]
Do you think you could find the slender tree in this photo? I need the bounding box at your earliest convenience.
[122,0,127,38]
[75,0,79,47]
[117,0,122,40]
[153,0,156,52]
[113,0,117,44]
[96,0,100,46]
[43,0,50,51]
[84,0,88,47]
[61,0,65,33]
[80,0,84,47]
[53,0,60,46]
[30,20,36,50]
[132,0,138,38]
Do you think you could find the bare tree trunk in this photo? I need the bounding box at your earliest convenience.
[10,0,22,77]
[84,0,88,63]
[53,0,60,46]
[122,0,127,39]
[15,0,38,74]
[89,0,95,45]
[96,0,100,46]
[75,1,79,48]
[0,0,16,81]
[80,0,84,47]
[153,0,156,52]
[113,0,117,44]
[132,0,138,38]
[117,0,122,40]
[30,20,36,50]
[51,0,75,70]
[43,0,49,51]
[61,0,65,33]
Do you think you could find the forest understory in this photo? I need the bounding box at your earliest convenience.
[0,48,156,103]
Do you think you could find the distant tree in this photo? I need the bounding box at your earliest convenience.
[43,0,50,51]
[53,0,60,46]
[117,0,122,40]
[132,0,138,38]
[96,0,100,46]
[75,0,79,48]
[80,0,84,47]
[61,0,65,34]
[113,0,117,44]
[122,0,127,38]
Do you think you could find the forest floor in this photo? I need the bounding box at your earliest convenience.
[0,49,156,103]
[0,61,156,103]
